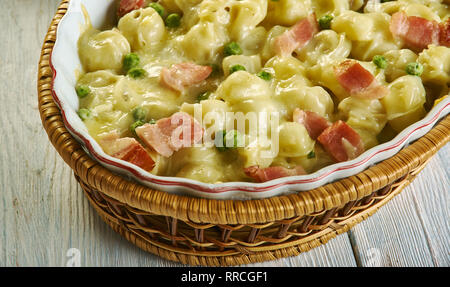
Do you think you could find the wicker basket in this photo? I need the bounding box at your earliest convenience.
[38,0,450,266]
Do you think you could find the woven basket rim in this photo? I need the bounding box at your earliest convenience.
[38,0,450,225]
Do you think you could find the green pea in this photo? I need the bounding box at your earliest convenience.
[132,107,147,121]
[148,3,165,17]
[76,85,90,98]
[197,91,211,102]
[148,119,156,125]
[373,55,388,69]
[123,53,140,73]
[130,120,145,136]
[406,62,424,76]
[318,15,333,30]
[229,65,246,75]
[128,68,147,79]
[224,130,243,149]
[215,130,228,152]
[215,130,243,151]
[77,108,92,121]
[224,42,243,57]
[165,13,181,28]
[257,71,273,81]
[307,151,316,159]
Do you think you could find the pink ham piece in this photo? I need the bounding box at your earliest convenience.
[244,165,306,183]
[317,121,364,163]
[390,12,443,51]
[160,63,213,92]
[439,18,450,47]
[136,112,203,158]
[293,109,331,140]
[99,132,155,171]
[273,14,319,57]
[117,0,145,18]
[334,60,389,99]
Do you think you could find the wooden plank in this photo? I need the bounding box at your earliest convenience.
[246,234,357,267]
[407,145,449,267]
[0,0,68,266]
[347,151,449,267]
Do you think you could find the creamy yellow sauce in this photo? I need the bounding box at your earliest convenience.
[77,0,450,183]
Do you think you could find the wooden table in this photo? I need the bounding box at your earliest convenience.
[0,0,448,267]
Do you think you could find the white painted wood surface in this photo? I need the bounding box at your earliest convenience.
[0,0,448,267]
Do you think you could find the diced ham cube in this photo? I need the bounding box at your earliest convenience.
[390,11,409,37]
[317,121,365,162]
[117,0,145,18]
[99,132,155,171]
[160,63,213,92]
[390,12,441,51]
[273,14,319,57]
[136,112,203,157]
[334,60,389,99]
[135,124,174,157]
[293,109,331,140]
[439,18,450,47]
[244,165,306,183]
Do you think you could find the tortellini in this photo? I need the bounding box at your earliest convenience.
[376,0,448,21]
[216,71,271,105]
[265,56,309,83]
[332,11,376,42]
[76,71,127,134]
[121,80,181,121]
[222,55,262,77]
[401,3,442,21]
[311,0,349,17]
[177,21,229,64]
[261,26,288,62]
[238,134,276,168]
[277,85,334,119]
[77,70,122,89]
[197,0,231,25]
[168,147,245,182]
[265,56,331,118]
[295,30,352,66]
[383,49,418,82]
[350,0,365,11]
[78,29,130,72]
[239,26,268,55]
[265,0,312,26]
[333,11,400,61]
[228,0,268,40]
[278,122,315,157]
[338,98,388,148]
[339,98,387,135]
[159,0,202,13]
[381,75,427,132]
[118,8,166,51]
[307,60,349,101]
[417,45,450,86]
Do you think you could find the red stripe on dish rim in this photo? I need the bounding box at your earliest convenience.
[49,48,449,194]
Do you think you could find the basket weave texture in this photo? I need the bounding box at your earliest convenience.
[38,0,450,266]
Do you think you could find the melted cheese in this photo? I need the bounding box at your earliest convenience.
[76,1,449,183]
